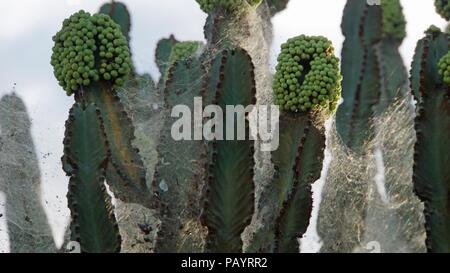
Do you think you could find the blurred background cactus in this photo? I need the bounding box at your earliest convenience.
[0,93,56,253]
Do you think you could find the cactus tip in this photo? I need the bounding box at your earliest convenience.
[273,35,342,114]
[51,10,132,95]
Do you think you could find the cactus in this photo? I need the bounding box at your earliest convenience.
[152,57,208,252]
[52,11,149,207]
[201,48,257,253]
[335,0,408,149]
[410,27,450,253]
[246,36,341,253]
[0,94,56,253]
[63,103,121,253]
[51,10,154,251]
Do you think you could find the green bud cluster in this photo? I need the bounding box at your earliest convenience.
[51,10,132,95]
[168,41,202,64]
[381,0,406,40]
[438,51,450,86]
[435,0,450,21]
[195,0,262,13]
[273,35,342,113]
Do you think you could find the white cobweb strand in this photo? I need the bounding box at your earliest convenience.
[115,75,164,252]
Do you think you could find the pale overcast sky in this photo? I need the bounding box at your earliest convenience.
[0,0,447,252]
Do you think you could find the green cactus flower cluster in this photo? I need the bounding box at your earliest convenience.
[273,35,342,113]
[381,0,407,40]
[435,0,450,21]
[196,0,262,13]
[51,10,131,95]
[168,41,202,64]
[438,51,450,86]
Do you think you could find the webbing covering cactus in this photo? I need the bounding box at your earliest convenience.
[410,28,450,253]
[318,0,413,253]
[273,36,339,251]
[0,94,56,253]
[153,57,208,253]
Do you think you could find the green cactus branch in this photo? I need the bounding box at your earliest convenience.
[82,83,149,206]
[336,0,382,150]
[153,57,208,253]
[273,113,326,253]
[411,28,450,253]
[374,38,409,111]
[201,48,256,253]
[52,10,149,207]
[63,103,121,253]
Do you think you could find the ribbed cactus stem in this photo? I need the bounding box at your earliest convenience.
[52,10,149,207]
[63,102,121,253]
[247,36,340,253]
[201,48,256,253]
[153,57,208,253]
[411,27,450,253]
